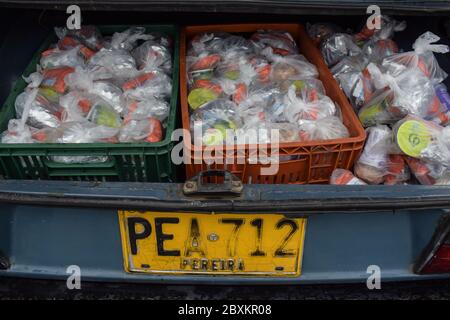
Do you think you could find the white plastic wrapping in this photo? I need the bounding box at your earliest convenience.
[354,125,392,184]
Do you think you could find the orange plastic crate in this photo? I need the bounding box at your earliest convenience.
[180,23,366,184]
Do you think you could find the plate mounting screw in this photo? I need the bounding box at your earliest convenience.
[208,233,219,242]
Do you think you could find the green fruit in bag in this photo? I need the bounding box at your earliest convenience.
[188,88,219,110]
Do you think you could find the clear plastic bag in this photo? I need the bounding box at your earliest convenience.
[187,79,225,110]
[119,117,163,143]
[215,51,256,84]
[86,99,122,128]
[283,84,336,122]
[393,115,450,166]
[187,53,221,82]
[431,83,450,125]
[358,89,400,127]
[405,156,448,185]
[363,39,399,64]
[237,87,279,123]
[251,30,298,56]
[0,119,34,144]
[88,48,137,79]
[40,46,85,69]
[354,125,392,184]
[132,40,172,73]
[55,25,103,51]
[307,23,343,45]
[65,67,124,113]
[321,33,361,67]
[59,91,94,122]
[297,116,349,142]
[331,55,375,111]
[366,63,443,120]
[15,90,62,129]
[56,121,119,143]
[353,15,406,43]
[330,168,367,185]
[122,98,170,122]
[49,121,118,164]
[188,33,232,56]
[109,27,152,51]
[384,154,410,185]
[381,31,449,84]
[122,71,172,101]
[264,49,319,81]
[190,99,240,146]
[40,66,75,93]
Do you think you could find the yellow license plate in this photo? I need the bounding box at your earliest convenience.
[119,211,306,277]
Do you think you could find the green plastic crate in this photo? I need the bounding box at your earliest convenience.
[0,25,179,182]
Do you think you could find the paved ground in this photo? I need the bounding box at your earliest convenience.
[1,277,450,300]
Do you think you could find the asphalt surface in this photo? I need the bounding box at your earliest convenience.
[1,277,450,300]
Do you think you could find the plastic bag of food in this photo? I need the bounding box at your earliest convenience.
[187,79,226,110]
[405,156,448,185]
[190,99,240,146]
[431,83,450,125]
[321,33,361,66]
[354,125,392,184]
[434,171,450,185]
[40,46,85,69]
[40,66,75,93]
[59,91,94,122]
[91,81,124,113]
[65,66,111,90]
[307,22,343,45]
[119,117,163,143]
[122,71,172,101]
[123,98,170,122]
[109,27,152,51]
[381,31,449,84]
[263,48,319,81]
[384,154,410,185]
[237,87,280,122]
[188,33,232,55]
[283,85,336,122]
[86,99,122,128]
[366,63,443,120]
[88,48,137,79]
[330,168,367,185]
[216,51,254,82]
[214,55,259,104]
[57,121,119,143]
[15,90,62,129]
[249,55,272,83]
[353,15,406,43]
[331,55,375,111]
[298,116,349,142]
[132,40,172,73]
[362,39,399,64]
[65,67,124,113]
[187,53,221,82]
[251,30,298,56]
[48,121,118,164]
[358,89,400,127]
[393,115,450,166]
[55,25,103,51]
[0,119,34,144]
[57,35,97,60]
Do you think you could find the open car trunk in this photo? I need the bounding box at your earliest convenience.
[0,3,450,284]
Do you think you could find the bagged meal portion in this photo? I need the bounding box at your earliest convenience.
[0,25,174,164]
[330,168,367,185]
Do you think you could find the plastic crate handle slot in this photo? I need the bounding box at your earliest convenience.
[42,157,119,177]
[183,169,243,196]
